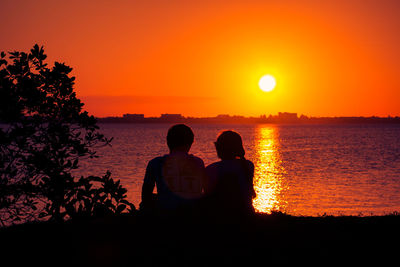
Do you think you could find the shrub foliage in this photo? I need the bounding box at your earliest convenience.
[0,45,134,225]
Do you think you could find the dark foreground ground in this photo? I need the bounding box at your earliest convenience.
[1,212,399,266]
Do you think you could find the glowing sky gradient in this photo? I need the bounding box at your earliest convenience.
[1,0,399,117]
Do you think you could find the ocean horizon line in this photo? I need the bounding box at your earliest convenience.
[96,113,400,124]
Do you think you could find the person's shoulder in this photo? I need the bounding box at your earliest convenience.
[245,159,254,168]
[244,159,254,171]
[147,156,165,166]
[205,162,220,178]
[206,161,221,171]
[188,154,205,166]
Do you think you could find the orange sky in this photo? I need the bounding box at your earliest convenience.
[1,0,399,117]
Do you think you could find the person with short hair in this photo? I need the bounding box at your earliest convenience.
[141,124,206,213]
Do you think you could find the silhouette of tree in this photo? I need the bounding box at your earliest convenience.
[0,45,134,225]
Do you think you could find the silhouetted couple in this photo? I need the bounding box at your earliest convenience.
[141,124,256,218]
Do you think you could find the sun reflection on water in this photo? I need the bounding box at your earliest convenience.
[252,126,287,213]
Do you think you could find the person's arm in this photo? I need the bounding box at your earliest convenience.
[204,164,218,195]
[248,161,256,199]
[197,159,209,195]
[141,159,156,206]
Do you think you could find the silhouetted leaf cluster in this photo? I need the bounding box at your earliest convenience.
[63,171,135,219]
[0,45,135,226]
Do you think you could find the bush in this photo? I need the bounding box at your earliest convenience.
[0,45,135,225]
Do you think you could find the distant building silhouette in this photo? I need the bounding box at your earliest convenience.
[299,114,309,121]
[122,114,145,122]
[278,112,298,122]
[161,114,183,120]
[217,114,230,119]
[123,114,145,119]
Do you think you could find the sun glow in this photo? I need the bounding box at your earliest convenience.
[258,74,276,92]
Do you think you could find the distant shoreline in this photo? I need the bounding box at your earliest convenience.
[97,114,400,124]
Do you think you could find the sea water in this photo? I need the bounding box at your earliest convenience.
[77,123,400,216]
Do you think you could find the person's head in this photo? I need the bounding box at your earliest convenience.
[214,130,245,160]
[167,124,194,153]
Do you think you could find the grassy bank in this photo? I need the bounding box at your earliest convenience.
[1,212,399,266]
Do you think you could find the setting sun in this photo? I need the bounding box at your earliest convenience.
[259,74,276,92]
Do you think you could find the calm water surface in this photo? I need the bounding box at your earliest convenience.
[78,123,400,216]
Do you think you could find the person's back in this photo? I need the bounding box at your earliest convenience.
[162,152,204,199]
[141,124,206,213]
[206,159,254,214]
[205,131,256,216]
